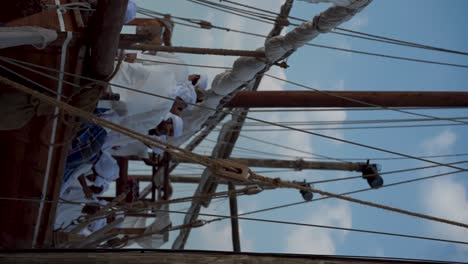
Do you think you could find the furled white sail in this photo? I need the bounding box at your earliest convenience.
[170,0,372,147]
[0,26,57,49]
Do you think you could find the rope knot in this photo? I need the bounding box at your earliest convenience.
[211,159,250,183]
[272,177,282,186]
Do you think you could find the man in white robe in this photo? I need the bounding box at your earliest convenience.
[54,187,99,231]
[94,151,120,183]
[60,150,118,198]
[104,112,183,159]
[124,52,209,105]
[109,61,195,139]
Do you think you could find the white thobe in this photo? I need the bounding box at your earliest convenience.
[54,187,97,230]
[109,61,178,138]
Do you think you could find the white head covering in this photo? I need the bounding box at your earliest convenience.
[94,152,120,182]
[94,176,107,187]
[60,164,93,197]
[98,199,109,206]
[150,135,167,155]
[194,74,209,90]
[173,81,196,110]
[165,113,183,138]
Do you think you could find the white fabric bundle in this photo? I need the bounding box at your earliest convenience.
[168,0,372,148]
[136,52,189,83]
[136,53,196,108]
[0,26,57,49]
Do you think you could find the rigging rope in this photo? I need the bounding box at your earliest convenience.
[2,194,468,247]
[106,57,468,128]
[104,56,468,127]
[217,123,468,132]
[249,107,468,112]
[2,57,468,174]
[29,53,465,130]
[205,0,468,56]
[231,148,468,162]
[138,2,468,69]
[3,74,468,231]
[229,169,467,219]
[307,160,468,185]
[238,116,468,126]
[265,74,468,126]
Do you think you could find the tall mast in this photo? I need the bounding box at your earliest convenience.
[171,0,295,251]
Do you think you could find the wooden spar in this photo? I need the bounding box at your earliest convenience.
[116,158,129,196]
[228,183,241,252]
[87,0,129,80]
[178,157,366,172]
[130,175,244,184]
[122,44,266,58]
[45,33,152,48]
[226,91,468,108]
[0,250,449,264]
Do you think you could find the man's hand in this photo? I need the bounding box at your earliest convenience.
[83,186,94,199]
[78,175,94,199]
[142,157,159,166]
[124,53,137,63]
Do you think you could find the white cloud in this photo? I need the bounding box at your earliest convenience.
[347,14,369,31]
[374,248,386,257]
[419,129,468,253]
[421,177,468,252]
[333,12,368,55]
[190,206,255,251]
[285,202,352,254]
[421,129,457,156]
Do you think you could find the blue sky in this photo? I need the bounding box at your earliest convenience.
[130,0,468,261]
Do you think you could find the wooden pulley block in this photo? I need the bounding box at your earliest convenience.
[212,159,250,183]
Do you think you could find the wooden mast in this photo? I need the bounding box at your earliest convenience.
[171,0,295,251]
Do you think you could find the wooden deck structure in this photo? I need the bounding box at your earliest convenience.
[0,250,461,264]
[0,0,178,248]
[0,0,90,249]
[0,0,128,248]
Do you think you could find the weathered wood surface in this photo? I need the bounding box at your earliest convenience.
[0,251,455,264]
[227,91,468,108]
[86,0,128,80]
[0,0,81,249]
[0,0,127,248]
